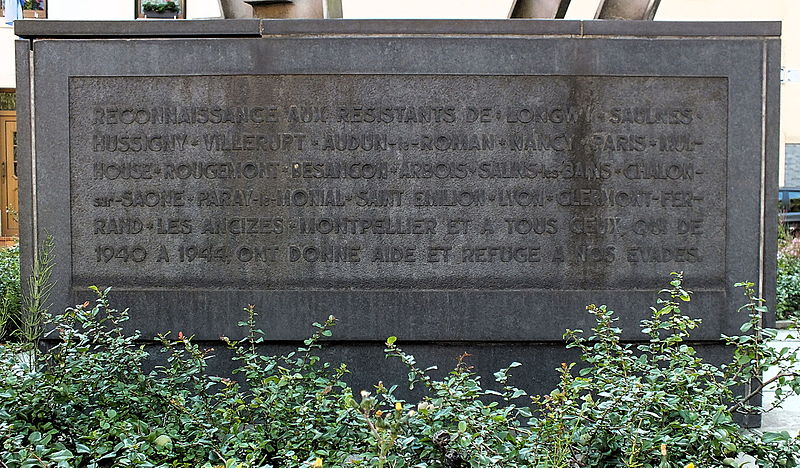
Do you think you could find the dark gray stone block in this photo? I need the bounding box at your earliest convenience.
[261,18,583,35]
[16,20,779,403]
[15,40,33,293]
[14,19,262,38]
[68,75,728,291]
[581,19,781,36]
[14,19,782,39]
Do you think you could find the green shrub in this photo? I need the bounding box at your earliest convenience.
[530,278,800,467]
[777,254,800,320]
[0,244,20,341]
[142,1,180,13]
[1,275,799,467]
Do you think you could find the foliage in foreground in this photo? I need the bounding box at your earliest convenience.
[777,251,800,320]
[1,276,800,467]
[0,244,20,341]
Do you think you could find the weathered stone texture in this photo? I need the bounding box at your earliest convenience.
[15,21,780,406]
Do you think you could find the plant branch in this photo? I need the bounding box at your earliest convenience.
[729,371,799,413]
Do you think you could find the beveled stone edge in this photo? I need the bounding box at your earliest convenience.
[14,19,781,39]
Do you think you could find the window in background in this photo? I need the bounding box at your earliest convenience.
[23,0,46,18]
[2,0,47,19]
[786,144,800,188]
[0,91,13,112]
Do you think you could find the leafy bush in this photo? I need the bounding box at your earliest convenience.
[22,0,44,10]
[142,1,180,13]
[532,279,800,467]
[777,254,800,320]
[1,275,799,467]
[0,244,20,341]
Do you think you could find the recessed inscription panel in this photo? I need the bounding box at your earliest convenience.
[69,75,727,289]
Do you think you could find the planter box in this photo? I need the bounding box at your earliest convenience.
[142,9,181,18]
[22,9,46,19]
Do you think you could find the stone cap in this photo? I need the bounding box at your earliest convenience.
[15,18,781,39]
[14,19,263,38]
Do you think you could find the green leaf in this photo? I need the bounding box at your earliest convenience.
[49,450,74,462]
[28,432,42,444]
[75,443,91,454]
[154,435,172,448]
[762,431,791,443]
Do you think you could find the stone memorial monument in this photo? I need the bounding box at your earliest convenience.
[14,19,780,395]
